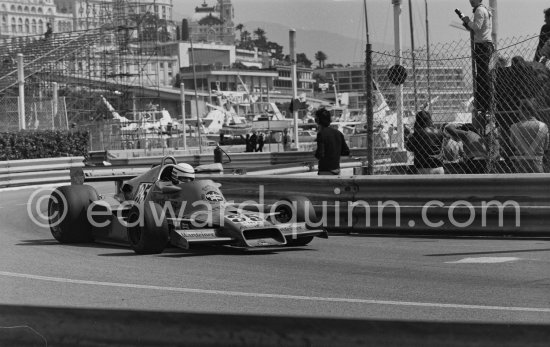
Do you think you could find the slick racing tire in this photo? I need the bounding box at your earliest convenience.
[273,196,317,224]
[127,202,169,254]
[48,185,99,243]
[273,196,317,247]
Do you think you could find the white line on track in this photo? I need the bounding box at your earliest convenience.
[1,271,550,313]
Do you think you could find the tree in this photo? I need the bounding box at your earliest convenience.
[253,27,267,50]
[267,41,284,61]
[314,51,328,68]
[297,53,312,68]
[235,23,244,40]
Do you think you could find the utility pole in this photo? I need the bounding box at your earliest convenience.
[364,0,374,175]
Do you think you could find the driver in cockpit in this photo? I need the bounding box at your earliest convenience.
[160,163,195,185]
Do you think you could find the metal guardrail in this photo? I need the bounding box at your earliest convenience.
[193,174,550,235]
[2,156,549,236]
[0,157,85,188]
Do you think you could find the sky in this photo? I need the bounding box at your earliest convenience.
[174,0,546,42]
[173,0,547,61]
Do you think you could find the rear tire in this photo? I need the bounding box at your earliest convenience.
[48,185,99,243]
[127,202,169,254]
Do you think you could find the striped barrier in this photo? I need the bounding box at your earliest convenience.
[0,157,85,188]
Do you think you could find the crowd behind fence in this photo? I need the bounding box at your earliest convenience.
[0,33,549,174]
[372,33,550,174]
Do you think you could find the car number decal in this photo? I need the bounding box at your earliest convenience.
[134,183,152,204]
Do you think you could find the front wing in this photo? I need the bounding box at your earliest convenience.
[167,219,327,249]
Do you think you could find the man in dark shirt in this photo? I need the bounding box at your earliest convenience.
[405,111,447,174]
[314,108,350,175]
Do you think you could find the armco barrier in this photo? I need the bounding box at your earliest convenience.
[1,305,548,346]
[104,149,395,172]
[74,167,550,234]
[0,157,85,188]
[195,174,550,235]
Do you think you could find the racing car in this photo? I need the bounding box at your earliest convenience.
[48,156,327,254]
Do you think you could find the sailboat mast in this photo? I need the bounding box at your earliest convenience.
[190,37,203,153]
[425,0,432,109]
[408,0,418,113]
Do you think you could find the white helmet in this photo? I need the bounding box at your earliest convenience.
[171,163,195,181]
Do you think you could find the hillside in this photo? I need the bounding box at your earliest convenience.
[243,21,393,66]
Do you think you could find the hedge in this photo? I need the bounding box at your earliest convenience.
[0,130,89,161]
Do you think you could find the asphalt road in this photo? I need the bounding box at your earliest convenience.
[0,183,549,324]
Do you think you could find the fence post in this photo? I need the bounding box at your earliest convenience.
[180,83,187,151]
[17,53,25,130]
[53,82,58,130]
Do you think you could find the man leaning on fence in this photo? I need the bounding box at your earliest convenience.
[509,99,549,173]
[461,0,494,115]
[406,111,447,175]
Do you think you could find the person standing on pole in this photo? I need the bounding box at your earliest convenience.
[461,0,493,117]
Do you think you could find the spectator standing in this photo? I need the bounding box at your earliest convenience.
[249,130,258,152]
[314,108,350,175]
[257,133,265,152]
[444,123,488,173]
[461,0,494,115]
[405,111,447,174]
[534,8,550,62]
[282,128,290,152]
[509,99,549,173]
[44,23,53,40]
[244,134,251,152]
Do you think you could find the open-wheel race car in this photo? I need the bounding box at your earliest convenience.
[48,156,327,254]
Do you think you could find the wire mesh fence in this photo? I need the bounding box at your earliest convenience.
[371,33,550,174]
[0,96,68,132]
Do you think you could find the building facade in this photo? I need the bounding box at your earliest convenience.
[0,0,176,39]
[187,0,235,45]
[319,64,469,119]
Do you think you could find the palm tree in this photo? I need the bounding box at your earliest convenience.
[315,51,328,68]
[253,27,267,49]
[235,23,244,41]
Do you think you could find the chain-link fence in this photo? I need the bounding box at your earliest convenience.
[371,33,550,174]
[0,96,68,132]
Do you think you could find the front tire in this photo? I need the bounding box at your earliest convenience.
[273,196,318,247]
[48,185,99,243]
[127,202,169,254]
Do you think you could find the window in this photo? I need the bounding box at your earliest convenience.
[25,19,29,33]
[18,18,23,33]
